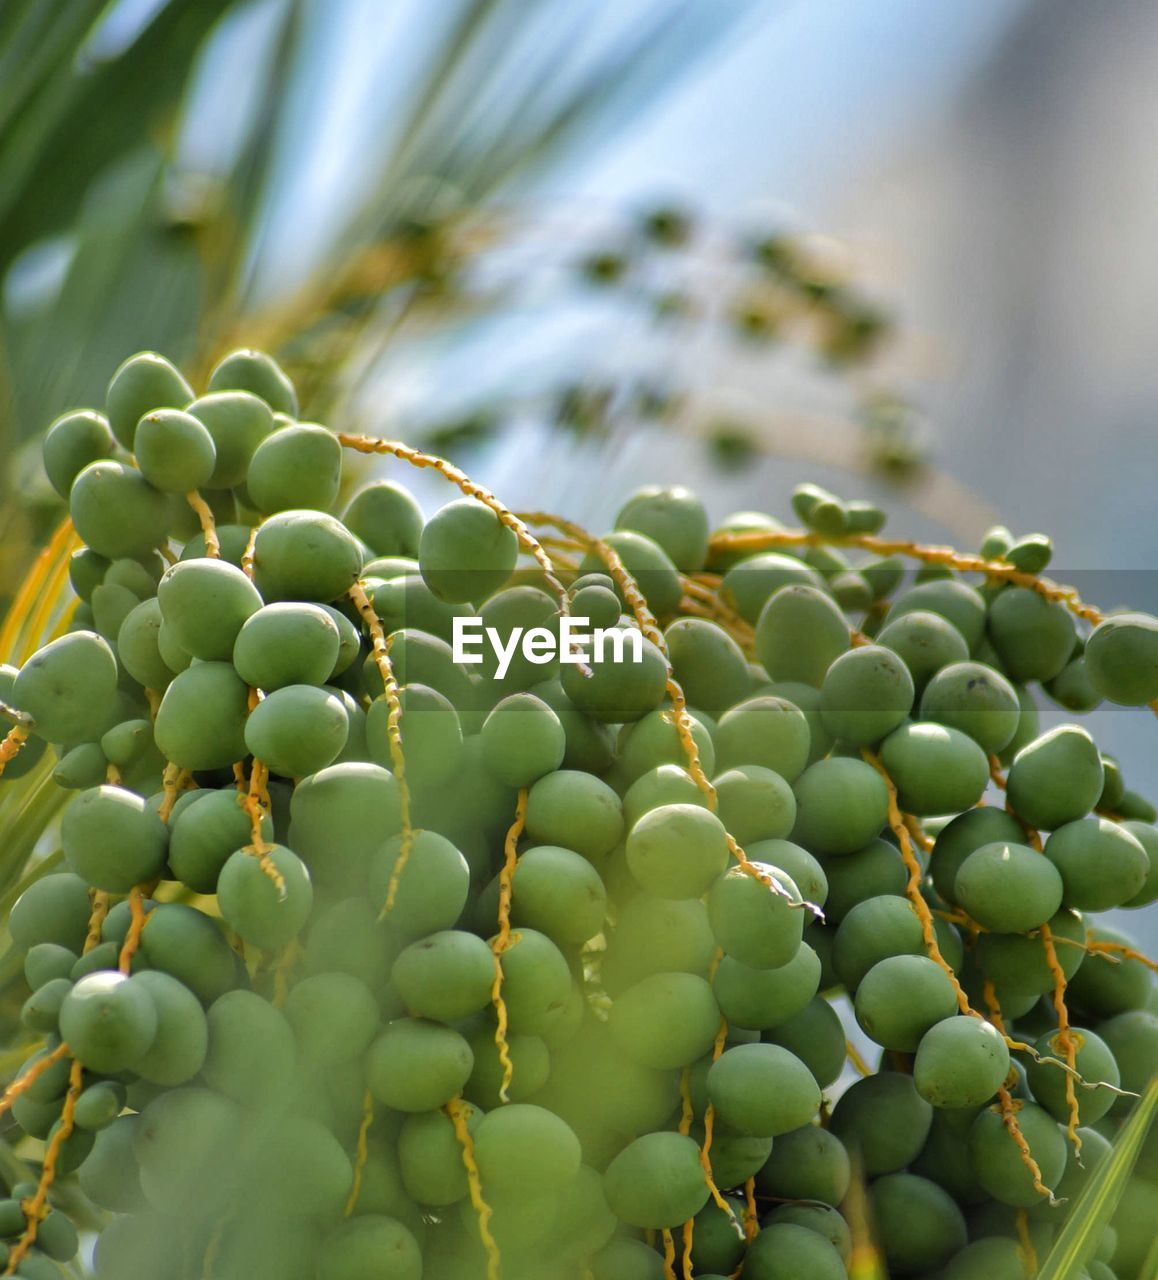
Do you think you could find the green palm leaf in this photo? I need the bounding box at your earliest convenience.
[1036,1078,1158,1280]
[0,0,235,272]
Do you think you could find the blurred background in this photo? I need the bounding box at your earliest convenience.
[3,0,1157,935]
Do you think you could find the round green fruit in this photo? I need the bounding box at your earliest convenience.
[986,587,1076,684]
[955,841,1065,933]
[61,784,168,893]
[419,498,518,603]
[202,990,297,1106]
[706,863,804,969]
[283,971,380,1067]
[878,609,970,693]
[720,552,822,626]
[706,1043,821,1137]
[603,1132,710,1229]
[929,806,1025,905]
[666,617,753,717]
[919,660,1021,752]
[105,351,193,448]
[369,828,469,939]
[1043,817,1149,911]
[755,1123,850,1206]
[712,945,820,1031]
[854,954,959,1051]
[154,662,249,771]
[391,930,495,1023]
[888,579,987,650]
[246,423,342,514]
[344,482,424,558]
[13,631,118,744]
[233,603,342,690]
[473,1103,581,1196]
[43,410,116,498]
[244,684,349,778]
[509,844,607,945]
[879,721,990,816]
[559,630,669,724]
[185,390,274,488]
[627,803,730,900]
[830,1071,933,1176]
[607,971,720,1069]
[914,1016,1010,1109]
[868,1172,968,1275]
[480,693,566,787]
[1006,724,1104,831]
[1025,1026,1120,1126]
[317,1215,421,1280]
[207,348,298,416]
[615,484,709,573]
[59,970,158,1074]
[754,585,850,687]
[524,770,624,862]
[131,970,209,1085]
[819,644,914,746]
[743,1222,847,1280]
[577,530,682,620]
[366,1018,474,1112]
[157,556,263,661]
[968,1101,1067,1207]
[791,757,889,854]
[1084,612,1158,705]
[133,409,217,493]
[216,844,314,950]
[715,695,811,781]
[252,509,364,603]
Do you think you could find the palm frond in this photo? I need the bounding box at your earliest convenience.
[1036,1078,1158,1280]
[0,0,235,273]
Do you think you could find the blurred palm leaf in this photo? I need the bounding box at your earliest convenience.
[0,0,235,268]
[1036,1078,1158,1280]
[0,0,748,449]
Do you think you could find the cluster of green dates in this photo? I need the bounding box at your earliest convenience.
[0,347,1155,1280]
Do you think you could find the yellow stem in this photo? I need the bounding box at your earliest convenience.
[348,582,413,916]
[239,756,283,895]
[0,724,30,779]
[661,1228,677,1280]
[0,1043,70,1122]
[491,789,528,1103]
[343,1089,375,1216]
[4,1058,84,1274]
[1040,923,1082,1158]
[1014,1208,1038,1277]
[447,1096,500,1280]
[708,527,1107,625]
[185,491,220,558]
[846,1039,873,1077]
[117,886,152,974]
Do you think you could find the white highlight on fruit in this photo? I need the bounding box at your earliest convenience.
[453,616,642,679]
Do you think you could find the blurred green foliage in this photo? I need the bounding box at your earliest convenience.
[0,0,741,457]
[0,0,907,618]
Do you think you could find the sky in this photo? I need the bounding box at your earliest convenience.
[226,0,1031,286]
[562,0,1027,218]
